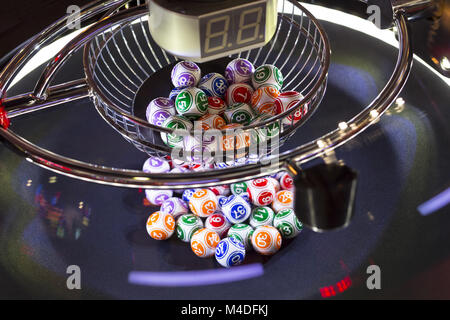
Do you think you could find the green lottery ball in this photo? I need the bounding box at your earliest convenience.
[252,64,284,90]
[223,103,255,125]
[250,206,275,228]
[176,214,204,242]
[252,113,280,144]
[231,181,249,196]
[160,115,193,148]
[227,223,254,250]
[273,208,303,239]
[175,87,209,120]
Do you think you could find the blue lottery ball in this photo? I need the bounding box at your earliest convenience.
[182,189,197,202]
[169,86,188,101]
[198,73,228,98]
[222,195,252,224]
[215,237,246,268]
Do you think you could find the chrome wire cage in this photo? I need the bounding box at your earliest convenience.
[84,0,329,161]
[0,0,416,189]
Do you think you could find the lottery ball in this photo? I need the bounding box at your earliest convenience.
[175,87,209,119]
[250,206,275,228]
[205,213,231,238]
[272,190,294,213]
[251,113,281,144]
[247,178,276,206]
[225,83,254,105]
[251,85,280,115]
[225,58,255,84]
[171,61,201,87]
[198,73,229,98]
[221,194,252,224]
[209,185,231,197]
[176,213,204,242]
[227,223,254,250]
[231,181,249,196]
[169,86,188,101]
[182,189,197,202]
[161,115,193,148]
[191,228,220,258]
[223,103,255,125]
[217,195,228,210]
[267,177,281,192]
[207,96,227,115]
[252,64,284,90]
[146,211,175,240]
[251,225,282,255]
[146,97,176,126]
[183,134,218,164]
[143,156,171,174]
[278,172,294,190]
[220,124,250,155]
[274,91,308,126]
[274,208,303,239]
[189,189,218,218]
[160,197,189,219]
[215,237,246,268]
[197,113,227,130]
[145,189,173,206]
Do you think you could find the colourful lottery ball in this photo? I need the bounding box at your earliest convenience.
[175,87,209,119]
[182,189,197,202]
[274,208,303,239]
[205,213,232,238]
[146,211,176,240]
[225,58,255,84]
[190,228,220,258]
[223,103,256,125]
[272,190,294,213]
[247,178,276,206]
[160,197,189,219]
[221,195,252,224]
[143,156,171,174]
[274,91,308,126]
[227,223,254,250]
[267,177,281,192]
[252,64,284,90]
[146,97,176,126]
[278,172,294,190]
[171,61,201,87]
[198,73,229,97]
[209,185,231,197]
[176,213,204,242]
[169,86,188,101]
[215,237,246,268]
[145,189,173,206]
[250,206,275,228]
[251,85,280,115]
[197,113,227,130]
[207,96,228,115]
[161,115,193,148]
[231,181,249,196]
[225,83,254,105]
[251,113,281,144]
[183,133,217,165]
[220,123,250,154]
[251,225,282,255]
[189,189,218,218]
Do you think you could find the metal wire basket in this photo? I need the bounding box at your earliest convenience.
[84,0,329,163]
[0,0,416,190]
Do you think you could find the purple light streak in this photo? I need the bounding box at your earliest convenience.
[418,187,450,216]
[128,263,264,287]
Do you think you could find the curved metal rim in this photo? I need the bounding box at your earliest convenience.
[0,3,413,189]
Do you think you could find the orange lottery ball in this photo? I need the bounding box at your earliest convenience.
[189,189,218,218]
[251,225,282,255]
[146,211,176,240]
[190,228,220,258]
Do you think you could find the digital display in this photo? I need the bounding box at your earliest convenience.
[199,1,267,58]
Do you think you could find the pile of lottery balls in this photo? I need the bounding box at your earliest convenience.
[144,155,302,268]
[146,58,308,151]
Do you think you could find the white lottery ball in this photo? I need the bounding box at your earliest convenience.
[227,223,254,250]
[171,61,201,87]
[160,115,193,148]
[215,237,246,268]
[251,225,282,255]
[252,64,284,90]
[175,87,209,120]
[274,208,303,239]
[145,189,173,206]
[205,213,232,238]
[146,97,176,126]
[190,228,220,258]
[247,178,276,207]
[198,73,229,98]
[189,189,218,218]
[143,156,171,174]
[176,213,204,242]
[272,190,294,213]
[221,195,252,224]
[160,197,189,219]
[225,58,255,84]
[146,211,176,240]
[250,206,275,228]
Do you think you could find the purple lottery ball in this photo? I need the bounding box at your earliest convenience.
[225,58,255,84]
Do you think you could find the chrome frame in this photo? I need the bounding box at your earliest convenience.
[0,0,414,189]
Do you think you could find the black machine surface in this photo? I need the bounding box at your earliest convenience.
[0,1,449,299]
